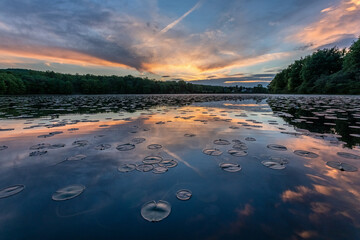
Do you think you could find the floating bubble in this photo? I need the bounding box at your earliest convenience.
[118,163,136,172]
[267,144,287,151]
[176,189,192,201]
[159,159,178,168]
[0,185,25,199]
[29,150,47,156]
[337,152,360,160]
[153,166,168,174]
[52,185,85,201]
[72,140,89,147]
[228,149,248,157]
[0,145,7,151]
[143,156,163,164]
[141,200,171,222]
[136,164,154,172]
[202,148,223,156]
[293,150,319,158]
[213,139,231,145]
[116,143,135,151]
[147,144,162,150]
[326,161,358,172]
[95,144,111,150]
[233,143,248,150]
[131,138,146,144]
[184,133,196,137]
[66,154,86,161]
[245,137,256,141]
[219,163,242,172]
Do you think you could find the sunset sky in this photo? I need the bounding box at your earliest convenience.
[0,0,360,86]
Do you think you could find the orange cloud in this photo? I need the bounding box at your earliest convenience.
[290,0,360,48]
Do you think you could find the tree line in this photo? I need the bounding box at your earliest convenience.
[268,37,360,94]
[0,69,269,95]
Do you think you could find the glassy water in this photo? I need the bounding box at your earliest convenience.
[0,94,359,240]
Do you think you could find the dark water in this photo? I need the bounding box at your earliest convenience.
[0,94,359,240]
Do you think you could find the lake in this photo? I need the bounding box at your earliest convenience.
[0,94,359,240]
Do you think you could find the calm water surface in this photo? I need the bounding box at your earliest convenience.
[0,94,359,240]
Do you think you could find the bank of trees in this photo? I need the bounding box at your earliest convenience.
[268,37,360,94]
[0,69,234,95]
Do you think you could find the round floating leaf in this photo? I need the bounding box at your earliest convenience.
[0,185,25,199]
[0,145,8,151]
[30,143,51,150]
[143,156,163,164]
[228,149,248,157]
[52,185,85,201]
[159,159,178,168]
[136,164,154,172]
[131,138,146,144]
[184,133,196,137]
[94,144,111,150]
[49,143,65,149]
[261,158,287,170]
[176,189,192,201]
[337,152,360,160]
[29,150,47,157]
[233,143,248,150]
[219,163,241,172]
[326,161,358,172]
[141,200,171,222]
[116,143,135,151]
[245,137,256,141]
[213,139,231,145]
[118,163,136,172]
[72,140,89,147]
[152,166,168,174]
[66,154,86,161]
[202,148,223,156]
[147,144,162,150]
[267,144,287,151]
[294,150,319,158]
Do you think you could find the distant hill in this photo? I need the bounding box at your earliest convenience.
[268,37,360,94]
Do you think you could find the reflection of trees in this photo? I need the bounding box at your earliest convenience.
[267,100,360,148]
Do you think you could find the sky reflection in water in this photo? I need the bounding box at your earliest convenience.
[0,95,359,240]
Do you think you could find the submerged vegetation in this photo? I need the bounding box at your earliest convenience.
[268,37,360,94]
[0,69,268,95]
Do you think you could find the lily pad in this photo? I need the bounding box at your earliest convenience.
[143,156,163,164]
[0,145,7,151]
[147,144,162,150]
[116,143,135,151]
[52,185,85,201]
[30,143,51,150]
[0,185,25,199]
[184,133,196,137]
[326,161,358,172]
[131,138,146,144]
[202,148,223,156]
[29,150,47,156]
[213,139,231,145]
[228,149,248,157]
[245,137,256,141]
[233,143,248,150]
[94,144,111,150]
[261,157,288,170]
[267,144,287,151]
[141,200,171,222]
[159,159,178,168]
[176,189,192,201]
[294,150,319,158]
[118,163,136,172]
[152,166,168,174]
[337,152,360,160]
[219,163,242,172]
[72,140,89,147]
[136,164,154,172]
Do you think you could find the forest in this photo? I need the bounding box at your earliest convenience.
[268,37,360,94]
[0,69,268,95]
